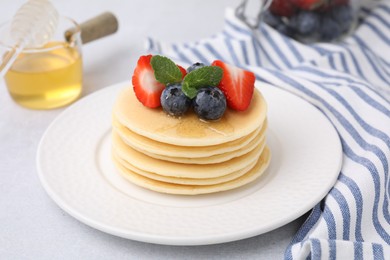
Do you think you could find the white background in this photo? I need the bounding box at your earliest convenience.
[0,1,306,259]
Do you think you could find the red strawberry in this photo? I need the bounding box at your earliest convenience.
[290,0,327,10]
[211,60,255,111]
[270,0,296,17]
[177,65,187,79]
[132,55,165,108]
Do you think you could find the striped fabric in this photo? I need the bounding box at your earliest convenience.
[147,1,390,259]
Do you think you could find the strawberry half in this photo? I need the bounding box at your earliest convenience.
[177,65,187,79]
[211,60,255,111]
[132,55,165,108]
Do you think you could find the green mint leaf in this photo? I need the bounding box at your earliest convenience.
[182,66,223,99]
[150,55,182,85]
[182,82,199,100]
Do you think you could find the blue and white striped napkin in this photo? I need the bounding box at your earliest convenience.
[147,1,390,259]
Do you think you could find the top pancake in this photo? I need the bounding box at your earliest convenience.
[113,116,267,158]
[113,87,267,146]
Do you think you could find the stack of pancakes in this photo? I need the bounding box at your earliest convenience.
[111,87,270,195]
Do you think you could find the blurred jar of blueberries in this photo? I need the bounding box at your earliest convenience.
[263,0,361,42]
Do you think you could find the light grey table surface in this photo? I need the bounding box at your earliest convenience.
[0,0,307,259]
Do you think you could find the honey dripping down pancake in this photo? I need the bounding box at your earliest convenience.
[111,55,270,195]
[113,87,267,146]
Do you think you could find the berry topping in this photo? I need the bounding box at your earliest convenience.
[193,87,227,121]
[211,60,255,111]
[331,4,353,32]
[187,62,205,73]
[177,65,187,78]
[290,11,321,36]
[276,23,295,37]
[182,66,223,99]
[150,55,183,85]
[131,55,257,120]
[263,11,294,37]
[263,11,283,28]
[132,55,166,108]
[265,0,353,43]
[161,83,192,116]
[270,0,296,17]
[319,15,342,41]
[290,0,327,10]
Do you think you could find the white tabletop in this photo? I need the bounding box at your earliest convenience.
[0,0,306,258]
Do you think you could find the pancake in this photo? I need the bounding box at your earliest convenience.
[130,131,266,164]
[113,87,267,146]
[112,132,266,179]
[111,83,271,195]
[112,152,258,185]
[113,117,267,158]
[113,146,271,195]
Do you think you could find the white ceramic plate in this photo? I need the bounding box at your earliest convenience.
[37,81,342,246]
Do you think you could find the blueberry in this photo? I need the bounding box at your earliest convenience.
[160,83,191,116]
[331,5,353,32]
[263,11,283,28]
[320,15,342,41]
[276,23,295,37]
[187,62,205,73]
[290,11,320,36]
[193,87,226,121]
